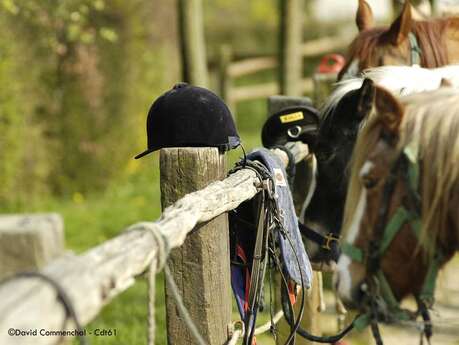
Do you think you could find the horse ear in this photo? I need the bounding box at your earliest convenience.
[356,0,374,32]
[385,1,412,45]
[375,88,404,137]
[356,78,376,120]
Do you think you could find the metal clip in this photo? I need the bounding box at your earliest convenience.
[262,179,275,199]
[321,233,340,250]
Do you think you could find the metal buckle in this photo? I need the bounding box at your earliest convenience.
[321,233,339,250]
[262,179,276,199]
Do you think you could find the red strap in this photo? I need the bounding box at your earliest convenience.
[288,281,297,305]
[317,54,346,73]
[236,245,251,312]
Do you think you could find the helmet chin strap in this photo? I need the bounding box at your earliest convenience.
[239,143,247,167]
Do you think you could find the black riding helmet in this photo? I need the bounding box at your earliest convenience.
[261,106,319,148]
[135,82,240,159]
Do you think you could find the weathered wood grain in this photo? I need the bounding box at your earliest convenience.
[227,34,350,79]
[0,142,309,345]
[232,79,313,102]
[0,214,64,280]
[161,148,230,345]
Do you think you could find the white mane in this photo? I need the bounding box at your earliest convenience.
[321,65,459,118]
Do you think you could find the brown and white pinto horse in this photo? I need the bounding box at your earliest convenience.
[335,86,459,317]
[339,0,459,79]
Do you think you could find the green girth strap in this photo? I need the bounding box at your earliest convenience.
[354,313,372,332]
[377,271,398,309]
[379,207,411,254]
[419,253,444,306]
[342,242,364,263]
[379,207,422,254]
[408,32,422,66]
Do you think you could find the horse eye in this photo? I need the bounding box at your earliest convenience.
[362,176,378,189]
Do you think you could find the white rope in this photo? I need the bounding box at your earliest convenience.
[255,310,284,335]
[227,310,284,345]
[147,224,169,345]
[317,272,326,312]
[227,329,243,345]
[147,257,157,345]
[127,222,171,345]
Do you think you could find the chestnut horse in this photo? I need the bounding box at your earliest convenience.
[303,65,459,262]
[335,86,459,341]
[339,0,459,79]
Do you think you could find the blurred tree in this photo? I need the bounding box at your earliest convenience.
[0,0,179,204]
[204,0,278,59]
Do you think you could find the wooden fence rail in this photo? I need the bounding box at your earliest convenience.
[227,33,350,79]
[231,79,314,102]
[220,32,351,111]
[0,142,309,345]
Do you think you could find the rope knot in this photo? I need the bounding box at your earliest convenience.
[127,222,171,272]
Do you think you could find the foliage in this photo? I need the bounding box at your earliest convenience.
[1,0,117,49]
[204,0,278,58]
[0,0,179,205]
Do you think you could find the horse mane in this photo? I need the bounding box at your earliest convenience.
[413,18,453,68]
[413,19,450,67]
[343,88,459,254]
[341,18,452,73]
[320,64,459,122]
[342,27,386,72]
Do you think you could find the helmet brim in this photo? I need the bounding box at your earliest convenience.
[134,148,155,159]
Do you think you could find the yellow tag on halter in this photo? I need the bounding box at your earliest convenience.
[280,111,304,123]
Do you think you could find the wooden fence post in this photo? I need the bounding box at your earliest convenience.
[160,147,231,345]
[279,0,304,96]
[177,0,209,87]
[218,44,235,118]
[430,0,438,16]
[0,214,65,280]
